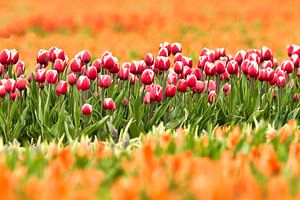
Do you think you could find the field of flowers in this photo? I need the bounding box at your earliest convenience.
[2,0,300,199]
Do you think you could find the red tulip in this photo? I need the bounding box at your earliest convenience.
[177,79,188,93]
[145,53,154,66]
[45,70,58,84]
[130,60,139,74]
[191,68,201,80]
[92,59,102,72]
[81,103,92,115]
[143,92,151,104]
[141,69,155,85]
[227,60,239,75]
[174,53,183,63]
[155,56,170,71]
[10,89,20,100]
[103,98,116,110]
[98,75,112,88]
[291,54,299,68]
[56,80,68,95]
[54,59,67,73]
[119,67,130,80]
[181,56,193,68]
[261,46,273,61]
[48,47,66,62]
[80,50,92,64]
[76,75,90,91]
[241,59,250,74]
[208,91,217,103]
[195,81,206,93]
[0,85,6,98]
[206,80,216,92]
[15,61,26,76]
[276,75,286,88]
[234,50,246,65]
[204,62,216,76]
[287,44,300,56]
[159,42,171,55]
[248,61,259,78]
[67,73,77,86]
[137,60,147,74]
[222,83,231,96]
[5,79,16,93]
[165,84,177,97]
[35,68,46,83]
[86,66,98,80]
[182,66,192,77]
[10,49,19,64]
[215,60,226,74]
[150,84,163,103]
[171,42,182,55]
[167,71,178,85]
[220,70,230,81]
[187,74,197,88]
[102,54,118,70]
[174,61,184,74]
[0,49,10,65]
[281,60,294,74]
[16,77,27,90]
[262,60,273,69]
[294,93,299,102]
[70,58,82,73]
[198,55,210,69]
[158,47,169,57]
[36,49,49,65]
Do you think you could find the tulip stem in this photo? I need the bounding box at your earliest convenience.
[278,88,283,120]
[216,74,220,94]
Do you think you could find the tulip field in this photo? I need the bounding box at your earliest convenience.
[2,0,300,199]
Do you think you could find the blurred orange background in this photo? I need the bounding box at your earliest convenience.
[0,0,300,66]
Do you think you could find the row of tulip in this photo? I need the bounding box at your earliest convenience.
[1,42,300,143]
[1,120,300,199]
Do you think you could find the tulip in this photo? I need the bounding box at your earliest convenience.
[287,44,300,56]
[5,79,16,93]
[56,80,68,96]
[281,60,294,73]
[165,84,176,97]
[186,74,197,88]
[294,93,299,102]
[159,42,171,55]
[129,73,137,85]
[155,56,170,71]
[0,49,10,65]
[181,56,193,68]
[182,66,192,77]
[10,49,19,64]
[10,89,20,101]
[195,81,206,93]
[177,79,188,93]
[35,68,46,83]
[86,66,98,80]
[227,60,239,75]
[149,84,163,102]
[76,75,90,91]
[204,62,216,76]
[16,77,27,91]
[0,85,6,98]
[130,60,139,74]
[118,67,130,80]
[109,62,120,74]
[191,68,201,80]
[143,92,151,104]
[67,73,77,85]
[222,83,231,96]
[92,59,102,72]
[198,55,210,69]
[36,49,49,65]
[174,61,184,74]
[137,60,147,74]
[98,75,112,89]
[216,60,226,74]
[170,42,182,55]
[220,70,230,81]
[53,59,67,73]
[208,91,217,103]
[234,50,246,65]
[261,46,273,61]
[276,76,286,88]
[248,61,259,78]
[207,80,216,92]
[70,58,82,73]
[103,98,116,110]
[102,54,118,70]
[291,54,299,68]
[167,72,178,85]
[45,70,58,84]
[158,47,169,57]
[145,53,154,66]
[81,103,92,115]
[141,69,155,85]
[174,53,183,63]
[262,60,273,69]
[14,61,26,76]
[39,83,45,89]
[80,50,92,64]
[48,47,66,62]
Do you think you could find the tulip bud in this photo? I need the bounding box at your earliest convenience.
[222,83,231,96]
[281,60,294,73]
[103,98,116,110]
[165,84,176,97]
[174,61,184,74]
[5,79,16,93]
[16,77,27,91]
[56,80,68,96]
[81,103,92,115]
[92,59,102,72]
[248,61,259,78]
[0,49,10,65]
[227,60,239,75]
[86,66,98,80]
[67,73,77,85]
[150,84,163,102]
[261,46,273,61]
[177,79,188,93]
[80,50,92,64]
[36,49,49,65]
[208,91,217,103]
[294,93,299,102]
[54,59,67,73]
[141,69,155,85]
[0,85,6,98]
[118,67,130,80]
[45,70,58,84]
[145,53,154,66]
[10,49,19,64]
[276,76,286,88]
[98,75,112,88]
[171,42,182,55]
[70,58,82,73]
[35,68,46,83]
[15,61,26,77]
[215,60,226,74]
[76,75,90,91]
[186,74,197,88]
[158,47,169,57]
